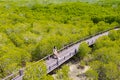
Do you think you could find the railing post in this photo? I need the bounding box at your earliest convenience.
[19,69,24,76]
[75,49,77,54]
[49,66,51,70]
[56,59,59,65]
[64,56,65,60]
[92,40,93,43]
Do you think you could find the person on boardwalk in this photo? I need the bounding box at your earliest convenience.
[53,46,59,59]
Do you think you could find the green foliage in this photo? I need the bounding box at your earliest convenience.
[93,47,120,64]
[0,0,120,78]
[89,60,103,71]
[103,62,120,80]
[85,69,98,80]
[56,65,71,80]
[0,47,31,78]
[89,62,120,80]
[83,30,120,80]
[108,30,120,40]
[77,42,91,59]
[23,60,53,80]
[94,36,116,49]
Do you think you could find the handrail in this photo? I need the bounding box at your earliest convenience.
[57,26,119,53]
[2,72,19,80]
[2,26,120,80]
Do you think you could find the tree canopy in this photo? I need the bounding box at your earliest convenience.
[0,0,120,79]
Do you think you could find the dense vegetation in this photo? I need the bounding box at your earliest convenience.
[80,29,120,80]
[0,0,120,79]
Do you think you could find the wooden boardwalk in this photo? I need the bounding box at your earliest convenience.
[2,27,119,80]
[46,28,119,73]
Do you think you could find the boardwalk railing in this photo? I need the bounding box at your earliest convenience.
[2,26,120,80]
[47,48,77,73]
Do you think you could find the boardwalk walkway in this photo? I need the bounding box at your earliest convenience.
[2,27,119,80]
[46,27,119,73]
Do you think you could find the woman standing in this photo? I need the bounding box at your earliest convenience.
[53,46,59,59]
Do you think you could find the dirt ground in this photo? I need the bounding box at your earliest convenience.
[69,63,90,80]
[52,60,90,80]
